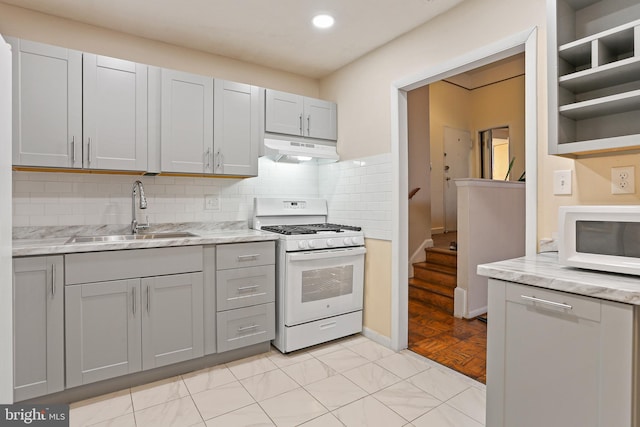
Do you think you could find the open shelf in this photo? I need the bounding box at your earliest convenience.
[559,89,640,119]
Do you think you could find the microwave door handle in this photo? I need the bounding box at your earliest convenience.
[288,247,367,262]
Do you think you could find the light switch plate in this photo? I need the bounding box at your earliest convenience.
[553,170,572,195]
[611,166,635,194]
[204,194,220,211]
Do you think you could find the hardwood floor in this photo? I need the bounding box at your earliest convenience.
[408,296,487,384]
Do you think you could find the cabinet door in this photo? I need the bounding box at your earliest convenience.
[213,80,259,176]
[12,256,64,401]
[65,279,142,388]
[141,272,204,369]
[304,97,337,140]
[265,89,304,136]
[8,38,82,168]
[161,69,213,173]
[83,54,148,171]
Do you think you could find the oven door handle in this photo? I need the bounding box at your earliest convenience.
[288,247,366,262]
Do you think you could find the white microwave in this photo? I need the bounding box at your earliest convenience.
[559,205,640,275]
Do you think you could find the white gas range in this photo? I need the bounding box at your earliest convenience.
[253,198,366,353]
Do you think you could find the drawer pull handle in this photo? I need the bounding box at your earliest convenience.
[238,324,259,332]
[521,295,572,310]
[237,285,259,292]
[237,254,260,261]
[132,287,136,316]
[51,263,56,297]
[319,321,337,329]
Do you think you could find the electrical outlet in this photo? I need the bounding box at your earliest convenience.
[553,170,572,195]
[204,194,220,211]
[611,166,635,194]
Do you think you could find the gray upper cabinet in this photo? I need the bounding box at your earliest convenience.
[265,89,337,141]
[8,38,82,168]
[13,256,64,401]
[160,69,214,174]
[548,0,640,156]
[141,272,204,370]
[65,279,142,388]
[83,54,148,171]
[213,79,259,176]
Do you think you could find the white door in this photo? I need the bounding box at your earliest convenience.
[213,79,259,176]
[265,89,304,136]
[8,38,82,168]
[304,97,337,140]
[161,69,213,173]
[443,127,471,232]
[83,54,148,171]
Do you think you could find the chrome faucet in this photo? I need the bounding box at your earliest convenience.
[131,180,149,234]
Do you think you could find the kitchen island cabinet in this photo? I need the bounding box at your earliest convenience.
[12,256,64,401]
[479,255,640,427]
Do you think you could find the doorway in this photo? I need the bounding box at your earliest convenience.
[390,28,538,354]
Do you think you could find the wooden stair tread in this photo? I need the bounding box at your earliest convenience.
[425,247,457,268]
[414,261,456,275]
[410,277,455,298]
[409,283,454,314]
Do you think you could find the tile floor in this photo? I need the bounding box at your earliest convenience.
[69,335,486,427]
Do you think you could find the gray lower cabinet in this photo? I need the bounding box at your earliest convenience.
[12,256,64,401]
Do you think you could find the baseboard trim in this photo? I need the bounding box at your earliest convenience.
[362,327,393,349]
[431,227,445,235]
[454,287,466,318]
[466,306,487,319]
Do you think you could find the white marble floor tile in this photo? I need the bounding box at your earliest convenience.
[282,357,337,386]
[446,386,486,424]
[304,374,367,411]
[240,368,300,401]
[315,347,370,373]
[226,353,279,380]
[259,387,327,427]
[182,364,237,395]
[267,348,313,368]
[408,368,470,402]
[131,375,190,411]
[298,412,344,427]
[336,334,371,347]
[134,395,203,427]
[70,389,133,427]
[191,380,255,420]
[375,351,432,379]
[411,404,483,427]
[87,413,136,427]
[349,339,396,362]
[373,381,442,422]
[205,403,275,427]
[305,339,349,357]
[332,395,406,427]
[343,362,402,394]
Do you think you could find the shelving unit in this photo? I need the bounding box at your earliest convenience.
[548,0,640,156]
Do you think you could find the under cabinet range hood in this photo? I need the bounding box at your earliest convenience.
[263,138,339,163]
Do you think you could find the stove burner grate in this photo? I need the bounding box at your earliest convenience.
[260,223,362,235]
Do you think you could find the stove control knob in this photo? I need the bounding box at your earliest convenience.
[308,240,316,249]
[343,237,353,246]
[298,240,308,249]
[326,239,336,247]
[353,237,364,245]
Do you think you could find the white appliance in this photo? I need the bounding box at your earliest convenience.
[559,205,640,275]
[253,198,365,353]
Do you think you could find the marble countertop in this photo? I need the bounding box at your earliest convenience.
[12,222,279,256]
[478,253,640,305]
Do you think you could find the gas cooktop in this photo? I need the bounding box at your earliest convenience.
[261,223,362,235]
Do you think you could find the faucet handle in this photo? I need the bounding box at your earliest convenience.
[138,215,150,230]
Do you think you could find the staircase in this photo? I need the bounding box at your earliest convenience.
[410,247,457,314]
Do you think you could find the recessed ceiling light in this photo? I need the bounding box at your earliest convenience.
[312,14,335,29]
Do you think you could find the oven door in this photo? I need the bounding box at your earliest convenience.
[284,246,365,326]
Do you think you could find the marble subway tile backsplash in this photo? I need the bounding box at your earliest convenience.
[13,153,393,240]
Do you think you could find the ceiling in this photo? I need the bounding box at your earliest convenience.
[0,0,466,79]
[444,53,525,90]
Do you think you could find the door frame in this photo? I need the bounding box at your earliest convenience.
[389,27,538,351]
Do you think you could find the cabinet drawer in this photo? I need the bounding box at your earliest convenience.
[216,303,275,352]
[506,283,601,322]
[216,242,275,270]
[217,265,275,311]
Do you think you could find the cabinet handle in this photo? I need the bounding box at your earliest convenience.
[205,148,211,170]
[237,285,259,292]
[520,295,573,310]
[71,136,76,163]
[216,150,223,171]
[237,254,260,261]
[87,137,92,165]
[299,114,303,135]
[147,285,150,314]
[51,263,56,297]
[237,324,259,332]
[319,321,337,329]
[307,115,310,136]
[132,287,136,316]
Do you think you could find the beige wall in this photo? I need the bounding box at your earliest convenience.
[0,3,318,96]
[363,239,392,338]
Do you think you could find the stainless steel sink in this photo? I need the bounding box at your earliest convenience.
[65,232,198,244]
